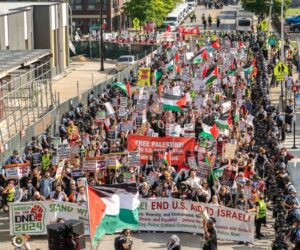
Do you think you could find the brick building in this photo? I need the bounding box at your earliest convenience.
[70,0,128,34]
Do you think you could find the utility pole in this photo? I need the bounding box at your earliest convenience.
[100,0,104,71]
[267,0,273,35]
[280,0,285,114]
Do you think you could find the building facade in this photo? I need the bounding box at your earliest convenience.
[0,2,69,76]
[70,0,128,34]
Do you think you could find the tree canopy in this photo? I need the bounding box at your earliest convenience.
[241,0,292,20]
[123,0,181,27]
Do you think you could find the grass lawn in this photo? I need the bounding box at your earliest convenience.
[286,8,300,17]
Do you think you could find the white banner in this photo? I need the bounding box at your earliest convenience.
[9,201,89,235]
[138,198,255,243]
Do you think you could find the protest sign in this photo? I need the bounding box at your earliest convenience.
[224,143,236,159]
[146,171,159,185]
[55,160,65,179]
[121,121,133,131]
[32,152,41,166]
[96,111,106,120]
[120,97,128,107]
[57,144,70,159]
[128,135,196,167]
[137,68,151,86]
[4,162,31,179]
[138,198,254,243]
[52,137,61,147]
[83,159,98,171]
[104,102,115,115]
[9,201,89,235]
[128,151,140,166]
[196,162,211,179]
[187,156,197,169]
[71,169,84,177]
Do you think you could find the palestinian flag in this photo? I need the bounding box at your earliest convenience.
[243,62,254,74]
[88,183,140,246]
[203,65,218,86]
[164,148,172,166]
[162,93,186,111]
[210,40,220,50]
[227,58,237,75]
[166,60,174,71]
[200,123,219,140]
[238,41,246,51]
[193,49,208,64]
[155,68,163,81]
[215,115,233,129]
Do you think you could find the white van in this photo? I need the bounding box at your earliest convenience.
[163,13,181,30]
[186,0,197,7]
[236,10,253,32]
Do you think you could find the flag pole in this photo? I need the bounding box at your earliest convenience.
[85,182,95,250]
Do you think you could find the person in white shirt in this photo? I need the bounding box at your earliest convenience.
[186,169,201,191]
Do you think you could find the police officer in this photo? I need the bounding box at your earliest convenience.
[255,194,267,239]
[290,218,300,250]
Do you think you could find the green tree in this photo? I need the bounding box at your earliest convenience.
[123,0,181,27]
[241,0,291,20]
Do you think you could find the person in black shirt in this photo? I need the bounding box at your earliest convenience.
[114,229,133,250]
[202,218,217,250]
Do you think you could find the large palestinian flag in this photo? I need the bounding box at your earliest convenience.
[88,183,140,246]
[200,123,219,140]
[161,93,186,111]
[202,65,218,86]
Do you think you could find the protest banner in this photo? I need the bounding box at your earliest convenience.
[128,151,140,167]
[55,160,65,179]
[138,198,254,243]
[9,201,89,235]
[137,68,151,86]
[4,162,31,179]
[128,135,196,167]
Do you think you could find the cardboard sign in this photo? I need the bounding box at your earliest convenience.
[118,107,127,117]
[128,151,140,166]
[224,143,236,159]
[121,121,133,131]
[71,169,84,177]
[4,163,31,179]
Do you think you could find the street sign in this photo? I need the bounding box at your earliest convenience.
[133,18,140,30]
[292,85,299,93]
[274,61,288,81]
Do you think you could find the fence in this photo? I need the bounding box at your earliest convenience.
[0,46,162,164]
[72,41,159,60]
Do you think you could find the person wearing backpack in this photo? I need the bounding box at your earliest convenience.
[114,229,133,250]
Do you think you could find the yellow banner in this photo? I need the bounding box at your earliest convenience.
[137,68,151,86]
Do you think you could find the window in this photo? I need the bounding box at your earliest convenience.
[70,0,83,10]
[238,19,251,27]
[88,0,107,10]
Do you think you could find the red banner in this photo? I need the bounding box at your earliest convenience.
[178,26,199,35]
[128,135,196,167]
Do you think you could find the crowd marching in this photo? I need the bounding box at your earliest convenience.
[2,26,300,250]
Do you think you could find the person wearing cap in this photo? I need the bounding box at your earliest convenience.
[5,150,23,165]
[167,234,181,250]
[290,218,300,250]
[202,217,217,250]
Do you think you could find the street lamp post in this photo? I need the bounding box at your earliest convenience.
[100,0,104,71]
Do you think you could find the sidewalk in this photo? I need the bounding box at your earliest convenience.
[52,60,115,103]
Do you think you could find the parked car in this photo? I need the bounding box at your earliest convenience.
[290,22,300,32]
[285,15,300,25]
[115,55,136,72]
